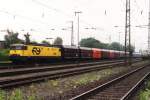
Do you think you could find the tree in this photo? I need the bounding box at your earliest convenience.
[24,33,30,44]
[109,42,123,51]
[80,38,99,48]
[53,37,63,45]
[80,37,108,48]
[41,40,51,46]
[30,41,38,45]
[126,45,135,52]
[79,37,135,51]
[4,29,23,48]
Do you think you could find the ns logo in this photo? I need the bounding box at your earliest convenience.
[32,47,41,55]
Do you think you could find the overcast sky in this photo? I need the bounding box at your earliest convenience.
[0,0,148,52]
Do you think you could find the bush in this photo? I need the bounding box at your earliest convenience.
[9,89,23,100]
[139,81,150,100]
[0,49,9,61]
[0,89,6,100]
[139,89,150,100]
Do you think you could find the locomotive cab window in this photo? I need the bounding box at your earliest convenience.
[10,45,27,50]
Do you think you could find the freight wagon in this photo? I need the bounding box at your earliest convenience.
[9,44,140,63]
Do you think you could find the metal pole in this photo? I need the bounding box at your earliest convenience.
[119,32,121,51]
[71,21,74,46]
[148,0,150,52]
[129,0,132,65]
[77,14,79,46]
[125,0,131,65]
[125,0,128,65]
[75,11,82,47]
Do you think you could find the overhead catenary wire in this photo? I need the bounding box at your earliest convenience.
[0,8,73,35]
[32,0,73,18]
[132,0,145,25]
[0,0,147,48]
[0,9,53,28]
[32,0,112,44]
[32,0,106,32]
[117,0,146,29]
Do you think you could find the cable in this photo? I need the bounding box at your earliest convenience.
[32,0,73,18]
[0,8,70,34]
[32,0,106,33]
[131,0,146,29]
[0,9,52,27]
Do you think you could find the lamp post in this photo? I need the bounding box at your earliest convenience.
[75,11,82,47]
[67,21,74,46]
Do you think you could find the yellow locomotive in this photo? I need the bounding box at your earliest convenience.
[9,44,61,62]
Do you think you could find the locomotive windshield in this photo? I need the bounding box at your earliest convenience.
[10,45,27,50]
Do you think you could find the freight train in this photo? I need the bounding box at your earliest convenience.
[9,44,141,63]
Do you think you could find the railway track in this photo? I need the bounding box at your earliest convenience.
[0,59,123,68]
[0,59,141,88]
[70,62,150,100]
[0,60,124,76]
[0,58,141,69]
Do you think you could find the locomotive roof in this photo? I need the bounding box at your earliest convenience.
[10,44,26,46]
[62,45,79,49]
[80,47,92,50]
[10,44,126,53]
[11,43,57,47]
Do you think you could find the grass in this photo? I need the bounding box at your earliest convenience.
[139,81,150,100]
[0,49,9,61]
[9,89,23,100]
[0,90,5,100]
[72,69,113,86]
[139,89,150,100]
[3,67,121,100]
[0,89,36,100]
[50,80,59,87]
[2,61,145,99]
